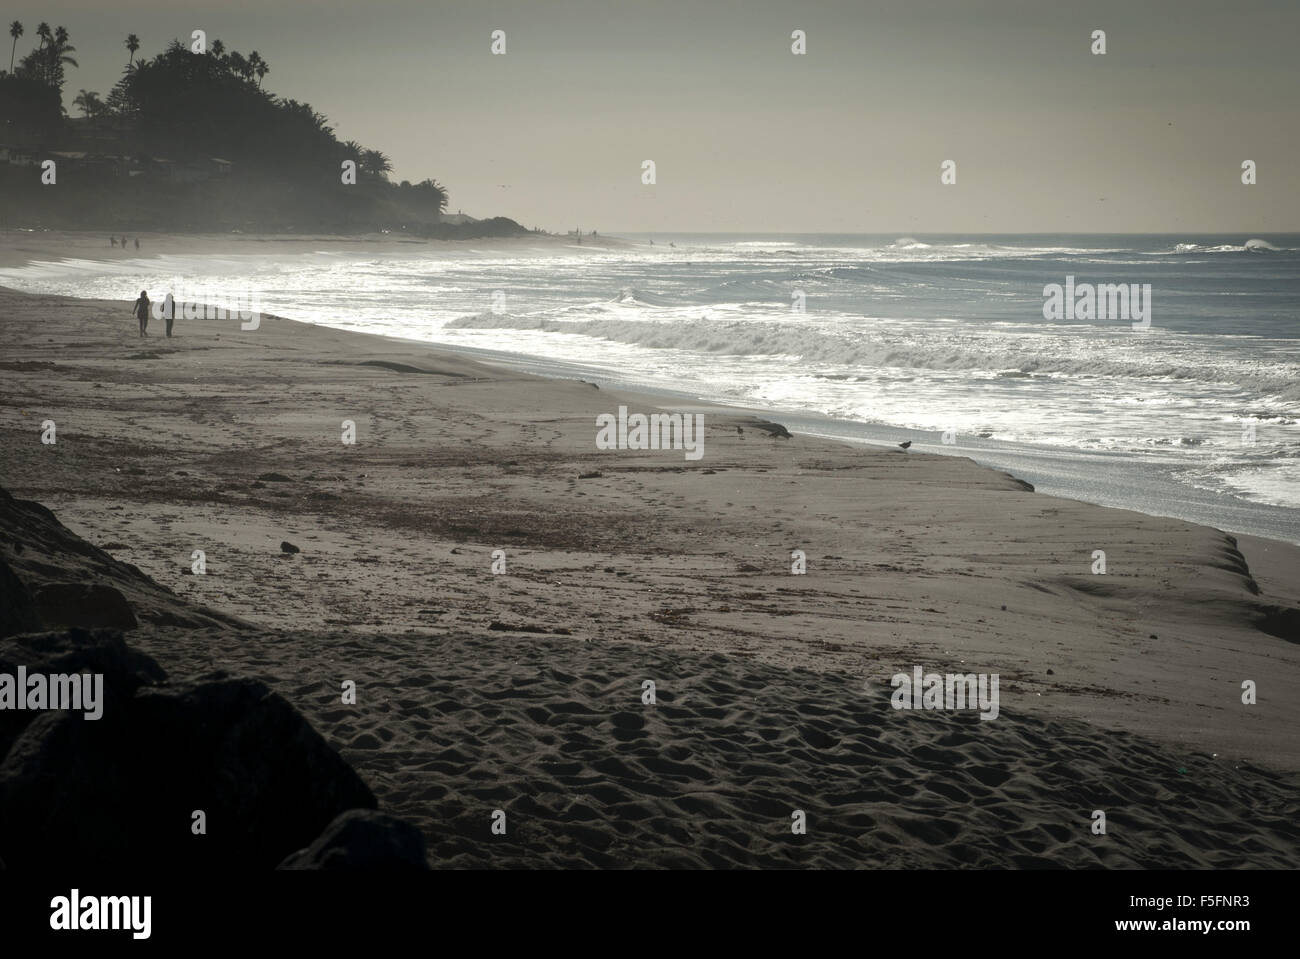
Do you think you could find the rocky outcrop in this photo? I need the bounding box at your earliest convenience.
[0,558,41,639]
[0,629,378,868]
[31,582,138,630]
[0,484,243,632]
[278,809,429,870]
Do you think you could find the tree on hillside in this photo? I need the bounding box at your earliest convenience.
[113,41,273,161]
[415,178,449,214]
[73,87,105,119]
[0,70,62,136]
[360,149,392,180]
[6,33,467,235]
[16,23,77,98]
[250,51,269,88]
[32,22,50,78]
[7,20,21,74]
[49,26,76,90]
[104,62,136,119]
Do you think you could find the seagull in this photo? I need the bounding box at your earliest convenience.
[898,441,912,450]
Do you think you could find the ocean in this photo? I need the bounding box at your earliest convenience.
[4,232,1298,543]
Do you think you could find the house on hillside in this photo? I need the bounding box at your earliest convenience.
[0,144,39,167]
[84,154,133,176]
[48,150,87,167]
[45,150,137,177]
[148,156,234,183]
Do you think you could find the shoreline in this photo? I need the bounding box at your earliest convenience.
[398,336,1300,548]
[3,229,1295,547]
[2,283,1298,774]
[0,228,630,270]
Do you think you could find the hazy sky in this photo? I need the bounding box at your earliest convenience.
[17,0,1300,232]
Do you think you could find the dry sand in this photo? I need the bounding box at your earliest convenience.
[1,244,1298,867]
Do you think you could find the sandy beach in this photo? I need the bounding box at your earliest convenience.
[2,237,1298,868]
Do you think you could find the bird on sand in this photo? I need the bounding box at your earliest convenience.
[898,441,912,450]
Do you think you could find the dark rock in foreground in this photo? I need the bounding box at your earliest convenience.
[0,629,378,869]
[0,628,165,759]
[0,486,424,869]
[0,484,243,632]
[278,809,430,871]
[32,582,138,630]
[0,558,42,639]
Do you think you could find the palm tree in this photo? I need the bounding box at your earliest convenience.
[211,39,225,59]
[227,51,248,80]
[125,34,139,69]
[18,25,78,90]
[48,27,77,92]
[32,22,50,80]
[250,52,269,88]
[359,149,392,180]
[418,178,449,213]
[7,21,21,74]
[73,88,103,119]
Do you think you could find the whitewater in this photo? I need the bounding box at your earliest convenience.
[3,232,1298,543]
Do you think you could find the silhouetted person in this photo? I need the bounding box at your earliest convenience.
[120,236,127,248]
[163,292,175,337]
[110,236,117,248]
[134,238,140,250]
[133,290,151,337]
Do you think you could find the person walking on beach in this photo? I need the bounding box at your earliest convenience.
[163,291,175,337]
[132,290,151,337]
[134,238,140,250]
[110,236,117,248]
